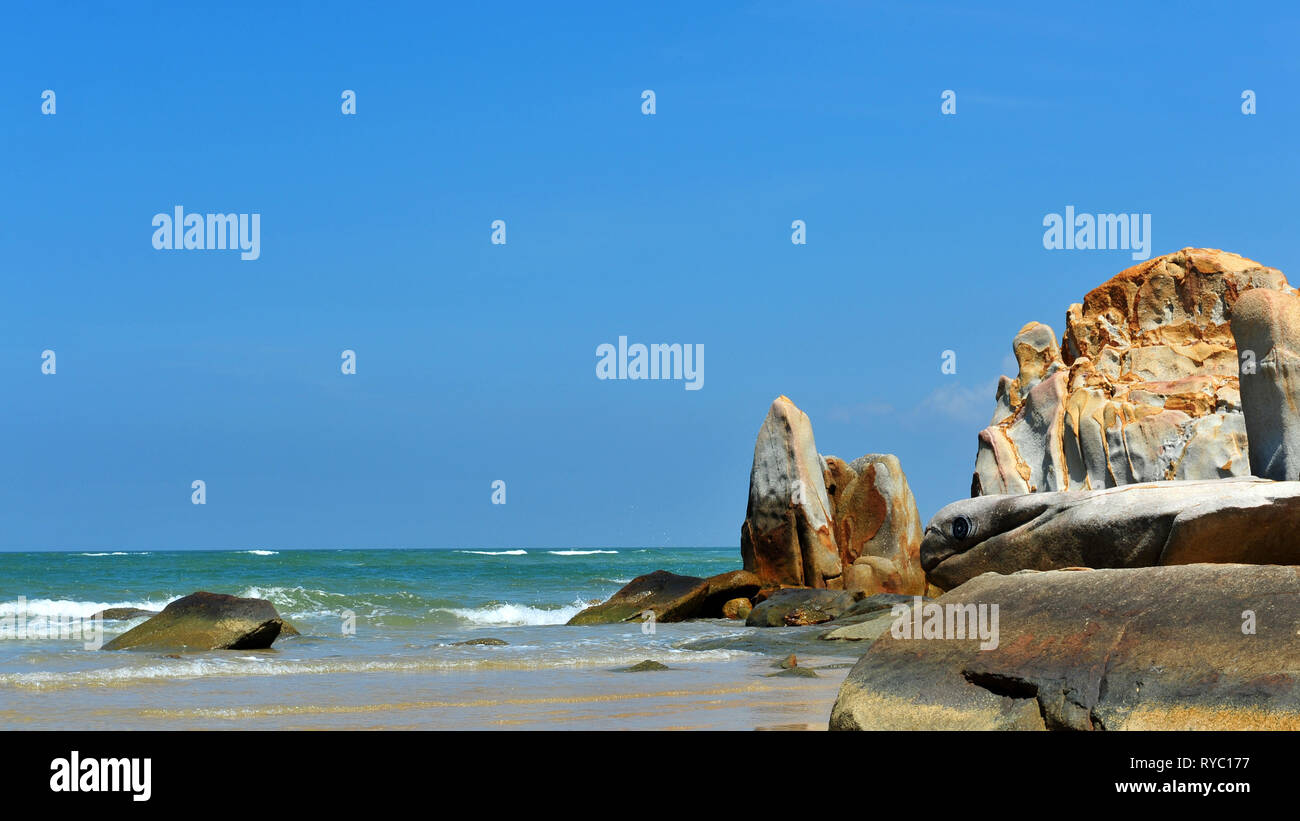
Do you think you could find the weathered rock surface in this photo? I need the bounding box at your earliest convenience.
[101,591,288,651]
[1232,287,1300,480]
[973,249,1291,496]
[454,637,508,646]
[819,611,896,642]
[823,454,927,596]
[740,396,841,588]
[838,593,919,621]
[91,607,159,621]
[745,588,861,627]
[699,569,762,615]
[566,569,761,625]
[740,396,926,596]
[923,477,1300,589]
[721,598,752,620]
[830,564,1300,730]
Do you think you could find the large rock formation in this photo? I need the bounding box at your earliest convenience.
[102,591,289,651]
[824,454,927,595]
[830,564,1300,730]
[566,569,761,625]
[740,396,926,596]
[973,249,1292,496]
[740,396,841,588]
[1231,287,1300,480]
[922,476,1300,589]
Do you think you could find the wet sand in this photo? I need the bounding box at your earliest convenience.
[0,655,850,730]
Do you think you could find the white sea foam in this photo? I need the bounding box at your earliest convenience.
[457,550,527,556]
[437,598,590,626]
[78,552,149,557]
[548,550,618,556]
[0,597,175,635]
[242,550,279,556]
[0,645,758,689]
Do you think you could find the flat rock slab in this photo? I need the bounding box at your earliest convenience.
[923,477,1300,589]
[819,611,897,642]
[745,588,861,627]
[830,564,1300,730]
[102,591,288,652]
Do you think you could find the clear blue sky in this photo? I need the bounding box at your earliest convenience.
[2,1,1298,550]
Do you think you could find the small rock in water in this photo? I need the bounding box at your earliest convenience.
[766,667,819,678]
[616,659,671,672]
[775,654,798,669]
[92,607,159,621]
[453,637,508,646]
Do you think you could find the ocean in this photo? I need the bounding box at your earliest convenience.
[0,548,858,730]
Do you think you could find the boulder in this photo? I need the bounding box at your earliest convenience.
[740,396,927,596]
[923,476,1300,589]
[745,588,861,627]
[698,569,762,616]
[566,570,709,625]
[823,454,927,596]
[91,607,159,621]
[453,637,508,646]
[972,249,1289,495]
[830,564,1300,730]
[740,396,840,588]
[566,568,760,625]
[1231,287,1300,480]
[101,591,288,651]
[721,598,752,620]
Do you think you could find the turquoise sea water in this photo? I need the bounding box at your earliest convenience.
[0,546,740,632]
[0,548,855,729]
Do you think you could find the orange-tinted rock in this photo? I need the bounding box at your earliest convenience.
[740,397,927,596]
[721,598,752,620]
[973,249,1291,495]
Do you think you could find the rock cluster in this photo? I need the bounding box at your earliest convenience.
[972,249,1290,495]
[739,396,927,596]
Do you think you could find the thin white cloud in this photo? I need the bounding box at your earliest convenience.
[914,381,999,424]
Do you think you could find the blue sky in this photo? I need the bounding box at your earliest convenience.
[2,1,1298,550]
